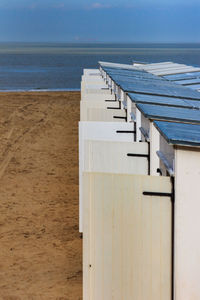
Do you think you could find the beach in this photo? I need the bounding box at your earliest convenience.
[0,91,82,299]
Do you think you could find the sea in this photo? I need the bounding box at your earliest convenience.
[0,42,200,91]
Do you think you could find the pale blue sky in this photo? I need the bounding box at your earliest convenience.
[0,0,200,42]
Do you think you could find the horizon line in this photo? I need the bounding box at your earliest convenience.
[0,41,200,44]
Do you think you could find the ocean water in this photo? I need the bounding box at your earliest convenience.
[0,42,200,91]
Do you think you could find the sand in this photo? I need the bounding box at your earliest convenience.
[0,92,82,299]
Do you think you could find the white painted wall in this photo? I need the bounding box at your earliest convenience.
[81,85,111,98]
[81,74,102,81]
[81,81,107,91]
[136,108,142,141]
[127,96,132,122]
[84,139,148,174]
[150,122,160,176]
[80,100,120,120]
[81,107,126,122]
[82,139,149,235]
[83,69,100,75]
[82,83,108,91]
[81,93,115,101]
[79,121,135,142]
[174,147,200,300]
[79,121,137,232]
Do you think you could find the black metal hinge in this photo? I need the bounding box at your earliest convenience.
[143,191,174,202]
[105,100,117,102]
[107,107,121,110]
[116,130,136,134]
[127,153,149,158]
[143,191,172,197]
[113,116,126,119]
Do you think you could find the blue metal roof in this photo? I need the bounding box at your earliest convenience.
[103,67,160,80]
[117,80,200,100]
[103,65,140,72]
[136,103,200,124]
[185,84,200,90]
[164,72,200,81]
[108,72,160,81]
[102,61,200,100]
[128,92,200,109]
[174,78,200,85]
[110,75,164,84]
[154,121,200,147]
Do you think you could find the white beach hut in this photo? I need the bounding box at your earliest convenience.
[80,60,200,300]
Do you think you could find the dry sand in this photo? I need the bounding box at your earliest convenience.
[0,92,82,299]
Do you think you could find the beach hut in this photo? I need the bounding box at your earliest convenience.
[81,65,172,299]
[81,61,200,300]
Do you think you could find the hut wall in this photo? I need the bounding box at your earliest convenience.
[81,93,115,101]
[83,172,172,300]
[175,147,200,299]
[79,121,137,232]
[80,101,120,121]
[82,107,126,122]
[84,140,149,175]
[150,122,160,176]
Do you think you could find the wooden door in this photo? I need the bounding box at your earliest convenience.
[83,172,172,300]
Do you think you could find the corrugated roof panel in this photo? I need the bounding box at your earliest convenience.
[117,80,200,100]
[135,61,173,68]
[128,92,200,109]
[104,68,140,76]
[136,103,200,124]
[140,61,173,66]
[143,64,187,71]
[106,70,161,79]
[154,121,200,146]
[99,61,138,70]
[110,74,164,84]
[102,61,200,100]
[163,72,200,81]
[174,78,200,85]
[103,67,158,79]
[150,67,200,76]
[185,84,200,90]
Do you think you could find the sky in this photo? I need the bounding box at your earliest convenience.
[0,0,200,42]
